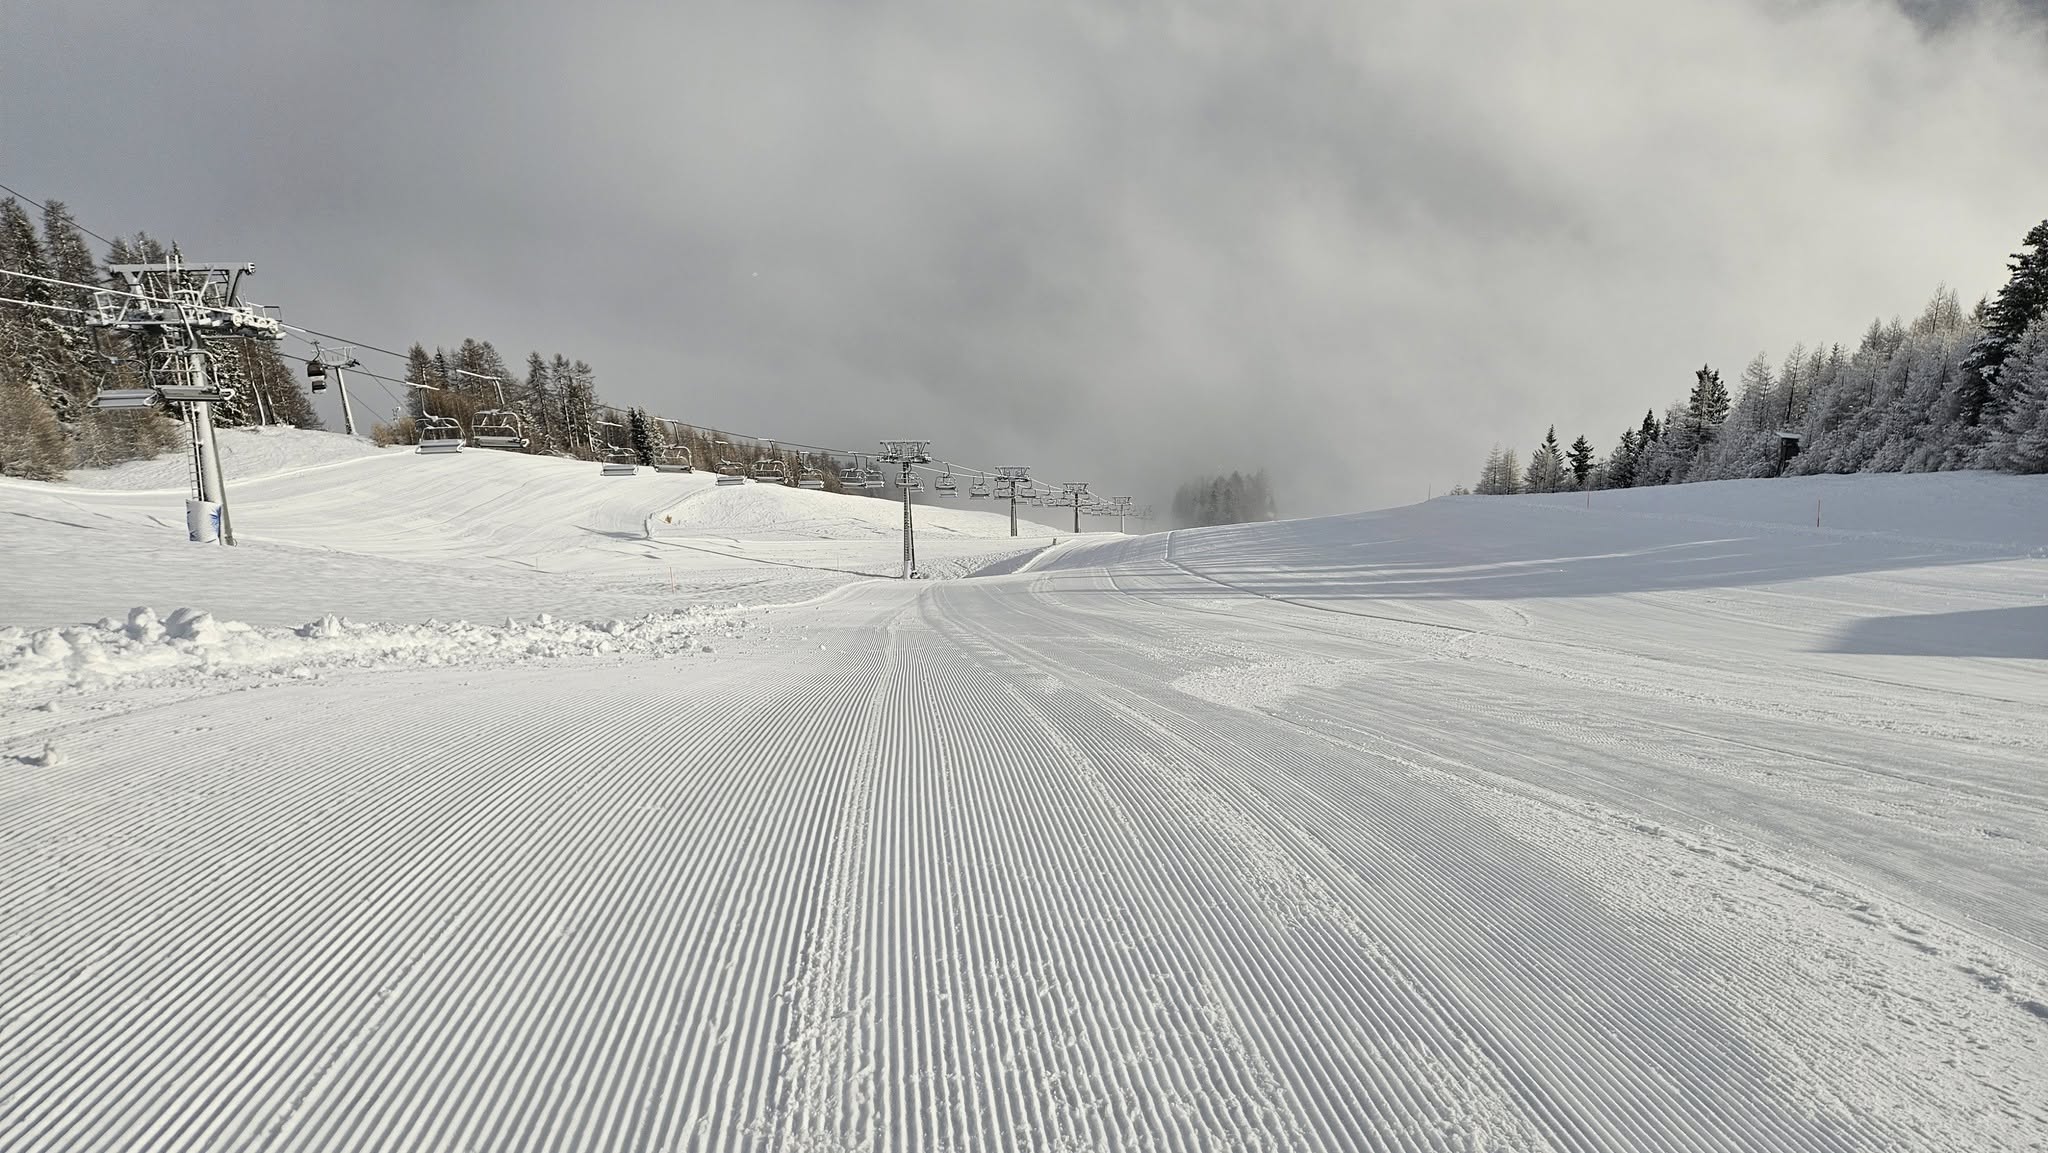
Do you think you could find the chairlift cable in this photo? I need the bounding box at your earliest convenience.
[0,180,121,248]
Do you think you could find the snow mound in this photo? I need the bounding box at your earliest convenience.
[1,603,745,695]
[60,425,394,490]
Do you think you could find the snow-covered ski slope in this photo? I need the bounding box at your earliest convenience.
[4,442,2047,1151]
[0,427,1072,628]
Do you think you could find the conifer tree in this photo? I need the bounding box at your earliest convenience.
[1526,426,1567,492]
[1960,219,2048,424]
[524,351,556,452]
[628,407,655,466]
[1567,434,1594,487]
[39,201,100,312]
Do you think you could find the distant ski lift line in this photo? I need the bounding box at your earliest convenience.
[4,268,1155,514]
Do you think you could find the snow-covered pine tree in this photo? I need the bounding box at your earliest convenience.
[1986,314,2048,472]
[1959,219,2048,427]
[628,407,654,466]
[1526,426,1567,492]
[523,351,556,453]
[1567,434,1595,488]
[1603,427,1640,488]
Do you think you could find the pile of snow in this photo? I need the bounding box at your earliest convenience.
[1,603,746,695]
[60,425,394,490]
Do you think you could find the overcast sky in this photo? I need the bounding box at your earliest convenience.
[7,0,2047,514]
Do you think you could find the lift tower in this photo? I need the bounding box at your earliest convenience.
[86,260,282,546]
[1062,481,1091,534]
[997,466,1032,538]
[879,440,933,579]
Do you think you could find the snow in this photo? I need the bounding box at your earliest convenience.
[3,432,2046,1150]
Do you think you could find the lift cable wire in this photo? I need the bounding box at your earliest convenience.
[0,180,121,248]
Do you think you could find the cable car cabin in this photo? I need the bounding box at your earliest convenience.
[415,416,465,454]
[653,445,693,473]
[306,361,328,393]
[471,409,529,450]
[751,458,789,484]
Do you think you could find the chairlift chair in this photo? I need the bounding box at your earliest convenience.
[860,457,886,489]
[934,464,960,498]
[751,456,790,485]
[714,441,747,485]
[901,470,925,493]
[968,473,992,499]
[795,455,826,489]
[992,476,1014,500]
[415,415,465,454]
[601,449,637,477]
[471,409,530,450]
[653,444,693,473]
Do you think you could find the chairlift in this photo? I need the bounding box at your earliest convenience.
[751,456,790,484]
[934,463,960,498]
[471,409,530,450]
[653,443,693,473]
[968,473,992,499]
[795,455,826,489]
[594,420,636,475]
[415,414,465,454]
[992,476,1014,499]
[859,456,886,489]
[714,441,748,486]
[900,469,925,493]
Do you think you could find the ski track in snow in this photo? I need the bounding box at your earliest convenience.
[3,452,2047,1150]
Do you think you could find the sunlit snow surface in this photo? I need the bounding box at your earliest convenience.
[3,430,2045,1151]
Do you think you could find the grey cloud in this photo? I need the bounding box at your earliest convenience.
[5,1,2047,515]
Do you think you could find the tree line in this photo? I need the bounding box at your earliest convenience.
[1463,218,2048,495]
[1172,470,1278,528]
[0,191,628,481]
[1,198,324,479]
[0,191,897,491]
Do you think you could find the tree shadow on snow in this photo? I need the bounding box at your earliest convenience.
[1823,606,2048,659]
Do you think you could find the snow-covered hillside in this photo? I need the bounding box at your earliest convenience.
[0,428,1074,630]
[3,439,2045,1151]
